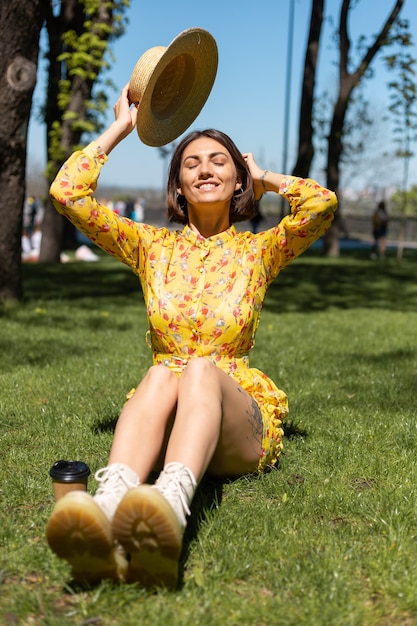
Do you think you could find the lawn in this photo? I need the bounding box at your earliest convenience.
[1,246,417,625]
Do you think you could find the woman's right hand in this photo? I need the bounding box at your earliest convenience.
[95,84,139,155]
[112,83,138,138]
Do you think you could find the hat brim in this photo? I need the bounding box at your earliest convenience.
[129,28,218,147]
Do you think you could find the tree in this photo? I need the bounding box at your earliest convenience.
[292,0,324,178]
[385,24,417,258]
[39,0,129,262]
[0,1,129,302]
[0,0,44,301]
[293,0,408,255]
[324,0,406,255]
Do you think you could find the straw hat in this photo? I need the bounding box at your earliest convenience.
[128,28,218,147]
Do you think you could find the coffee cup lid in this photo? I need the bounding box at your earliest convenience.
[49,460,91,482]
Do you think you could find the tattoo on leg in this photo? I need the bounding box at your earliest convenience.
[237,387,263,444]
[248,397,263,442]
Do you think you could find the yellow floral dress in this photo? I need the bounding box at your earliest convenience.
[50,142,337,471]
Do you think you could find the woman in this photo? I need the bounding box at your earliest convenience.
[46,84,337,589]
[372,200,389,259]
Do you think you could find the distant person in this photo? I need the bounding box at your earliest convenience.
[114,199,126,216]
[125,198,135,219]
[132,196,145,222]
[21,197,44,261]
[372,201,389,259]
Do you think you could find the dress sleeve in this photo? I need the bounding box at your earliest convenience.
[261,176,338,281]
[49,141,152,271]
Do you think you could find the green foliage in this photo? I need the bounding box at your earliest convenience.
[58,29,110,79]
[384,17,417,197]
[46,0,130,170]
[1,250,417,624]
[387,51,417,157]
[391,184,417,215]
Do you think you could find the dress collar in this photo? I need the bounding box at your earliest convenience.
[182,224,237,248]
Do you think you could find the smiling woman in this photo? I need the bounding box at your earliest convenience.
[46,75,337,591]
[166,129,256,232]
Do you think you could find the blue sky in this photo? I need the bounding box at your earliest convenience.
[28,0,417,192]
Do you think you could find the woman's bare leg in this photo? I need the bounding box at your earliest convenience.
[164,358,263,481]
[111,358,263,589]
[108,365,179,481]
[46,366,180,584]
[379,237,386,256]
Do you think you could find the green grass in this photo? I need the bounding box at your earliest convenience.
[1,247,417,625]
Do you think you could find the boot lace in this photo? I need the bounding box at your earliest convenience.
[95,464,137,499]
[155,472,192,517]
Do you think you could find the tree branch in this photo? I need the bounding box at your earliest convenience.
[351,0,405,84]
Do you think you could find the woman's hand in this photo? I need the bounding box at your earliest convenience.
[112,83,138,138]
[243,152,286,199]
[95,84,139,155]
[242,152,267,200]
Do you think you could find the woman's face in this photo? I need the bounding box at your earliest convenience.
[177,137,241,211]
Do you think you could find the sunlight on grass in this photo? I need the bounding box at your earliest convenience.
[1,251,417,624]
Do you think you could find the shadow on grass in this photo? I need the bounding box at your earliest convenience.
[0,335,88,374]
[282,420,309,439]
[18,247,417,313]
[92,414,119,434]
[265,248,417,313]
[21,257,140,303]
[332,347,416,413]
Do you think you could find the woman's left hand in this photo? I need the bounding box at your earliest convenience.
[242,152,266,200]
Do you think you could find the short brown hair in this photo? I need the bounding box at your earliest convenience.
[166,129,256,224]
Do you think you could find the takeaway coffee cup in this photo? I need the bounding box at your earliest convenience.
[49,460,91,501]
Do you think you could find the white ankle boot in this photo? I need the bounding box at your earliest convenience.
[153,462,197,532]
[46,490,127,583]
[93,463,139,521]
[111,462,197,589]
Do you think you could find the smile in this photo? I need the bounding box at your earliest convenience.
[197,183,218,191]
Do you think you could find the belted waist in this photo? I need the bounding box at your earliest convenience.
[153,353,250,374]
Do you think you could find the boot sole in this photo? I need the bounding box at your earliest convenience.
[46,491,126,583]
[112,486,182,590]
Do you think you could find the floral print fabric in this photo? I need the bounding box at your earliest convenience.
[50,141,337,471]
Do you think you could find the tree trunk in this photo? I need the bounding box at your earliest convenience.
[39,0,86,262]
[324,94,349,255]
[0,0,44,300]
[292,0,324,178]
[39,0,115,262]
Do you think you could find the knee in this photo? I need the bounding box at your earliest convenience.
[180,357,218,387]
[140,364,179,394]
